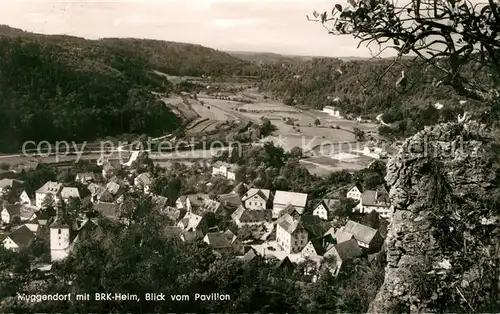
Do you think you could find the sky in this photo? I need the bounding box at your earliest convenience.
[0,0,392,57]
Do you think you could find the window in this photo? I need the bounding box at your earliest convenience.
[58,229,61,234]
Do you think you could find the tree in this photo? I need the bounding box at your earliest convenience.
[353,127,365,141]
[289,146,304,158]
[310,0,500,102]
[314,118,321,126]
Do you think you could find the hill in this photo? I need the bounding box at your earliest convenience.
[0,26,260,152]
[226,51,317,64]
[257,57,487,138]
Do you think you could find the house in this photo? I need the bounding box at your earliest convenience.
[19,190,35,206]
[312,199,340,221]
[346,184,363,201]
[0,178,23,195]
[231,205,272,227]
[322,105,343,118]
[272,191,308,219]
[12,160,39,173]
[232,182,249,195]
[241,247,259,262]
[203,199,223,214]
[301,236,336,259]
[106,181,125,202]
[218,193,242,213]
[1,204,21,224]
[203,230,244,255]
[60,187,81,203]
[177,212,208,238]
[336,220,384,253]
[134,172,152,194]
[176,195,187,210]
[276,213,308,254]
[242,188,271,210]
[102,160,122,178]
[35,181,63,208]
[28,209,55,226]
[212,161,237,180]
[357,190,392,219]
[186,194,211,212]
[75,172,96,185]
[362,145,389,159]
[276,256,296,272]
[324,238,363,275]
[2,225,36,252]
[279,203,303,220]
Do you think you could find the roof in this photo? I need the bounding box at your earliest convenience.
[187,194,211,207]
[3,204,21,216]
[331,238,363,261]
[316,199,340,212]
[152,195,169,209]
[163,207,186,222]
[242,188,271,202]
[242,247,258,261]
[135,173,152,186]
[177,195,187,203]
[19,205,36,220]
[334,230,355,243]
[361,191,390,207]
[306,237,336,256]
[204,232,232,248]
[13,161,39,172]
[178,213,204,231]
[231,182,249,194]
[87,183,105,196]
[348,183,363,193]
[276,213,305,234]
[0,178,23,189]
[273,190,308,208]
[203,199,222,213]
[218,193,242,208]
[281,203,303,216]
[342,220,379,245]
[36,181,63,195]
[6,225,35,248]
[93,202,119,219]
[212,161,235,170]
[76,172,96,180]
[103,160,122,171]
[106,182,123,196]
[31,209,54,222]
[231,205,271,222]
[60,187,80,199]
[276,256,295,270]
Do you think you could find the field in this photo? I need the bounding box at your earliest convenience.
[161,96,198,121]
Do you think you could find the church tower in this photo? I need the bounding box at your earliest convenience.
[49,198,71,262]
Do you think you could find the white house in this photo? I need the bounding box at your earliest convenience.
[212,162,237,180]
[19,190,34,206]
[346,184,363,201]
[134,172,152,194]
[312,199,340,221]
[177,212,208,238]
[35,181,63,208]
[50,215,97,262]
[1,204,21,224]
[276,213,308,254]
[272,190,308,219]
[357,190,392,219]
[322,105,343,118]
[2,225,35,252]
[242,188,271,210]
[60,187,81,203]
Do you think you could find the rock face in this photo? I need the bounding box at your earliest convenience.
[369,122,500,313]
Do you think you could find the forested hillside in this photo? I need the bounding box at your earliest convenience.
[258,57,486,138]
[0,26,259,152]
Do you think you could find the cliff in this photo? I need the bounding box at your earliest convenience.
[369,121,500,313]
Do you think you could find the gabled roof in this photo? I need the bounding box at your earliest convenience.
[331,238,363,261]
[204,232,232,248]
[305,237,336,256]
[36,181,63,195]
[177,195,187,203]
[178,213,204,231]
[6,225,35,248]
[135,172,152,186]
[276,213,305,234]
[342,220,379,245]
[218,193,242,208]
[276,256,295,271]
[231,182,249,194]
[203,199,222,213]
[361,191,390,207]
[3,204,21,216]
[87,183,105,196]
[348,183,363,193]
[242,247,259,261]
[106,182,123,196]
[60,187,81,199]
[273,190,308,208]
[187,194,211,207]
[315,199,340,212]
[242,188,271,202]
[0,178,24,189]
[334,230,355,244]
[231,205,271,222]
[281,203,303,216]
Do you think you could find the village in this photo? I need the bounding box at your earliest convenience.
[0,144,392,282]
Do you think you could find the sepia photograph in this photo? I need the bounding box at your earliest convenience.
[0,0,499,312]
